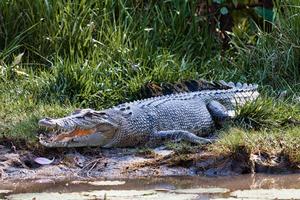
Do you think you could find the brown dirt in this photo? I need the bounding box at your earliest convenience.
[1,141,300,182]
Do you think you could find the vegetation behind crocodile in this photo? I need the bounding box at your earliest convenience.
[38,80,259,148]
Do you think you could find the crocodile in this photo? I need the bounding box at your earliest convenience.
[38,81,259,148]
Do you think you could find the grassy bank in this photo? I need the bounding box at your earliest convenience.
[0,0,299,160]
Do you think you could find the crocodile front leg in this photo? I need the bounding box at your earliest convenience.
[149,130,212,146]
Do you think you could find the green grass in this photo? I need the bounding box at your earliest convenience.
[210,97,300,162]
[0,79,74,141]
[211,126,300,163]
[0,0,299,161]
[234,97,300,130]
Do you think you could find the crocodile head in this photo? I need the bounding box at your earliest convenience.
[38,109,119,147]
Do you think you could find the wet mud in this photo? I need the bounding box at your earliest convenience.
[1,142,299,182]
[2,141,300,199]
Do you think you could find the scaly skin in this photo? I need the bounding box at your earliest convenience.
[38,81,259,148]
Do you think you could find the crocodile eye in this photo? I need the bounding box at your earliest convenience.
[83,112,93,118]
[95,112,106,116]
[92,111,108,119]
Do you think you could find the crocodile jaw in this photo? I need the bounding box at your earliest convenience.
[39,131,110,147]
[38,108,120,147]
[38,125,115,147]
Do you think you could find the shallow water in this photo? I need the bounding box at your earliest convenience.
[2,174,300,199]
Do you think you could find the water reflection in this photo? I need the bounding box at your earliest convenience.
[1,174,300,199]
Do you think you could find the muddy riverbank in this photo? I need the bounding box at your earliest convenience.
[1,141,299,181]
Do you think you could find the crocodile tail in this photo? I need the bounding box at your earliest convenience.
[218,80,260,108]
[203,80,259,117]
[218,80,258,91]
